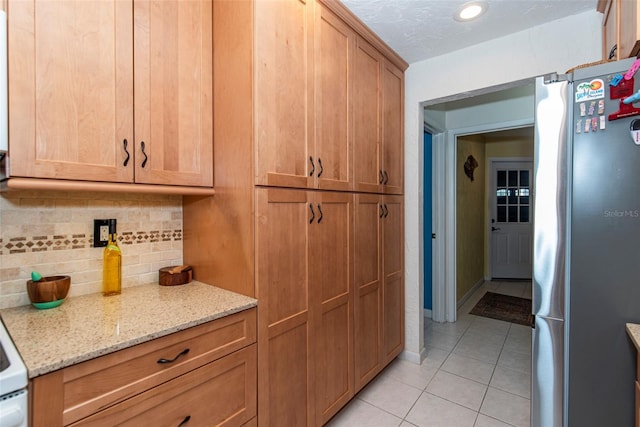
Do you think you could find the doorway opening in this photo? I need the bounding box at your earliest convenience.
[422,81,536,323]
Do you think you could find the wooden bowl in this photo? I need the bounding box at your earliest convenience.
[159,265,193,286]
[27,276,71,308]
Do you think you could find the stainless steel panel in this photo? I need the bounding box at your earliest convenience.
[531,315,564,427]
[533,76,569,320]
[566,63,640,426]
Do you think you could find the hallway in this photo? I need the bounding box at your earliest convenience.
[327,280,532,427]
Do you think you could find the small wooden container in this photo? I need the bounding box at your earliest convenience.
[159,265,193,286]
[27,275,71,308]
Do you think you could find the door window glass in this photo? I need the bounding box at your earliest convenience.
[495,168,530,223]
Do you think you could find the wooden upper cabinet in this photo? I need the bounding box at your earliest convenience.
[8,1,134,182]
[353,37,383,194]
[133,1,213,187]
[381,61,404,195]
[314,4,352,192]
[601,0,640,60]
[7,0,213,188]
[254,0,314,189]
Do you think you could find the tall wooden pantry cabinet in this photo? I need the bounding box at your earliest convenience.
[183,1,407,425]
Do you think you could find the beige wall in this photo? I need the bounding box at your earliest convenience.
[0,191,183,309]
[456,136,485,301]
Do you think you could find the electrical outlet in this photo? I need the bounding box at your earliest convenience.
[93,219,110,247]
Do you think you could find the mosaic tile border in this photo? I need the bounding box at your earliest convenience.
[1,230,182,255]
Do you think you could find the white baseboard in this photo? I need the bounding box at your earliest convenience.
[457,278,486,309]
[423,308,432,319]
[399,347,426,365]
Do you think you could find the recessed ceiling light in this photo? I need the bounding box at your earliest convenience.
[454,1,488,22]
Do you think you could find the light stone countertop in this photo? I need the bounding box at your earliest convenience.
[0,281,257,378]
[627,323,640,351]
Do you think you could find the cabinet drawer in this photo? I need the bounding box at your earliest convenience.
[32,308,256,426]
[72,344,257,427]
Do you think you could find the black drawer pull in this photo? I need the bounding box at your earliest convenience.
[177,415,191,427]
[140,141,149,168]
[123,139,130,167]
[157,348,190,364]
[309,203,315,224]
[383,170,389,184]
[317,204,323,223]
[379,170,384,184]
[317,158,323,177]
[309,156,315,177]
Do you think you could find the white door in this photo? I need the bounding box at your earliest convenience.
[490,160,533,279]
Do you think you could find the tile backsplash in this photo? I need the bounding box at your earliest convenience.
[0,190,183,309]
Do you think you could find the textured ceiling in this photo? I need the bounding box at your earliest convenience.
[341,0,598,64]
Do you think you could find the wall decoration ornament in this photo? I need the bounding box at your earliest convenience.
[464,155,479,181]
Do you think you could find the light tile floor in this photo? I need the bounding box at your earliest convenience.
[327,280,532,427]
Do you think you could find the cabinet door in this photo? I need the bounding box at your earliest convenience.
[8,1,134,182]
[381,61,404,195]
[255,188,313,426]
[353,194,383,391]
[254,0,314,189]
[353,38,383,194]
[133,0,213,187]
[310,191,353,424]
[382,195,404,364]
[314,4,352,192]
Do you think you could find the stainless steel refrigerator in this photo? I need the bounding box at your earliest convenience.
[533,57,640,426]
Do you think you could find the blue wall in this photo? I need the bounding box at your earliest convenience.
[423,132,432,310]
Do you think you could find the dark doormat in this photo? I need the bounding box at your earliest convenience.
[469,292,532,326]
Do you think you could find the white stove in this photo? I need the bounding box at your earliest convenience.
[0,319,27,427]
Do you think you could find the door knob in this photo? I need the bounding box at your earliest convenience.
[491,226,501,231]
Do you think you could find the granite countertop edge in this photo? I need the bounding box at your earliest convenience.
[626,323,640,351]
[0,281,257,378]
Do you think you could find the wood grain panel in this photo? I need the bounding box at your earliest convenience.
[382,61,404,195]
[315,4,352,191]
[254,0,313,189]
[354,193,383,390]
[256,188,313,426]
[382,195,404,363]
[133,0,213,187]
[8,0,133,182]
[353,37,383,194]
[311,191,353,424]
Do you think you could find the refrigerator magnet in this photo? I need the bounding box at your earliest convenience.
[576,120,582,133]
[630,119,640,145]
[580,103,586,117]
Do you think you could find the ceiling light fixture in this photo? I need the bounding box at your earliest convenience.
[454,1,488,22]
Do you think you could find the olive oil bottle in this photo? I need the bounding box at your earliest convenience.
[102,219,122,296]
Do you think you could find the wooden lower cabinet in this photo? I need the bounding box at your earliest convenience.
[72,345,256,427]
[255,188,354,426]
[30,309,257,427]
[353,194,404,392]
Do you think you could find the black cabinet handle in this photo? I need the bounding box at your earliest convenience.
[157,348,190,364]
[123,139,130,167]
[317,204,323,223]
[383,204,389,218]
[177,415,191,427]
[317,158,323,177]
[309,157,315,177]
[379,204,384,218]
[309,203,315,224]
[383,170,389,184]
[140,141,148,168]
[379,170,384,184]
